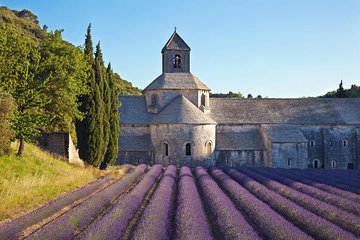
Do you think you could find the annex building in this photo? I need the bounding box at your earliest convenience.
[117,31,360,169]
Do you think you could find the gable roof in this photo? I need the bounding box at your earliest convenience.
[118,96,152,125]
[119,95,216,125]
[162,31,191,53]
[262,124,308,143]
[143,73,210,91]
[152,95,216,124]
[210,98,360,125]
[216,129,265,150]
[119,96,360,126]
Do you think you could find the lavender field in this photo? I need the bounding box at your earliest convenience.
[1,165,359,240]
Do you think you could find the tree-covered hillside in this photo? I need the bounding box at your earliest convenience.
[0,7,46,41]
[0,6,141,96]
[0,6,140,162]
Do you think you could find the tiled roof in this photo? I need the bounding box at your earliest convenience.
[210,98,360,125]
[262,124,308,143]
[119,95,216,125]
[118,96,151,125]
[143,73,210,91]
[152,95,216,124]
[119,96,360,126]
[161,31,190,53]
[216,128,265,150]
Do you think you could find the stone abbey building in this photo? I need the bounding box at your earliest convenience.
[117,31,360,169]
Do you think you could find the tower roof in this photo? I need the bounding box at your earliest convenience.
[152,95,216,124]
[161,30,191,53]
[144,72,210,91]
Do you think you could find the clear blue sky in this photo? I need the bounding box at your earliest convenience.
[1,0,359,97]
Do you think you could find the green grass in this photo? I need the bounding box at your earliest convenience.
[0,142,104,221]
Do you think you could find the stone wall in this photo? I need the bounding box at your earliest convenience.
[116,151,153,165]
[38,132,83,166]
[271,142,308,168]
[162,49,190,73]
[121,125,150,135]
[260,127,272,166]
[150,123,216,167]
[301,126,357,169]
[116,123,360,169]
[356,129,360,168]
[214,150,265,167]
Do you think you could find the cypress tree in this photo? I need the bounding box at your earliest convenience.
[337,80,346,98]
[100,63,120,169]
[76,25,119,168]
[101,49,111,167]
[76,24,94,162]
[87,82,104,166]
[88,42,107,167]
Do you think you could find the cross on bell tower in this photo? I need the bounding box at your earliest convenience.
[161,30,191,73]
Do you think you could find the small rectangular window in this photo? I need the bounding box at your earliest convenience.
[165,143,169,156]
[186,143,191,156]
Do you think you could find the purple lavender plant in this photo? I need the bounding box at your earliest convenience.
[132,165,177,240]
[252,168,360,217]
[271,168,360,203]
[238,168,360,237]
[319,170,360,185]
[195,167,260,240]
[290,169,360,194]
[175,167,213,240]
[226,168,357,240]
[330,169,360,182]
[79,164,163,240]
[305,169,360,189]
[210,167,312,240]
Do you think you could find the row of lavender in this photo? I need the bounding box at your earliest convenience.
[228,168,360,240]
[31,164,355,240]
[134,167,358,239]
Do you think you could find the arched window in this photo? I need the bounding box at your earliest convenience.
[206,141,212,156]
[151,94,157,106]
[185,143,191,156]
[331,160,337,168]
[164,142,169,156]
[287,158,292,167]
[137,155,140,164]
[173,54,181,68]
[347,163,355,169]
[310,140,315,147]
[313,159,320,168]
[342,139,349,147]
[226,158,229,164]
[201,93,206,106]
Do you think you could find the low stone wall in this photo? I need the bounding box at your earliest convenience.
[116,151,153,165]
[214,150,265,167]
[38,132,84,167]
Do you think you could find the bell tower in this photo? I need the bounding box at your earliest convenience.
[161,29,191,73]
